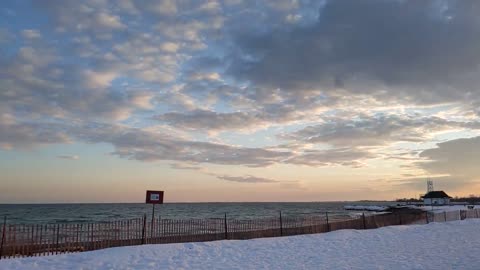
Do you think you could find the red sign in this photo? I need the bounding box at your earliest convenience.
[145,190,164,204]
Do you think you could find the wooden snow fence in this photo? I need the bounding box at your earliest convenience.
[1,209,478,259]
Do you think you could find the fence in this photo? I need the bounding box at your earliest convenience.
[1,209,478,259]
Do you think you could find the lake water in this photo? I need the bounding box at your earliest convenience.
[0,202,395,224]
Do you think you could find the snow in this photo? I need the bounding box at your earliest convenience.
[411,204,480,213]
[344,205,389,211]
[2,219,480,270]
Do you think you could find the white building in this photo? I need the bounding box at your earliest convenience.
[422,191,451,205]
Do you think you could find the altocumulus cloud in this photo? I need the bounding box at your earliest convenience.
[1,0,480,187]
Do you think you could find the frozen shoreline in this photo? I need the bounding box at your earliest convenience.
[410,204,480,213]
[345,203,480,213]
[344,205,389,211]
[1,219,480,270]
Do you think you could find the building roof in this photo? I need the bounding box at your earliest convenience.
[422,191,452,199]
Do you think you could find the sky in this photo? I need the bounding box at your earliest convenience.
[1,0,480,203]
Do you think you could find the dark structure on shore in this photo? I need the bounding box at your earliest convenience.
[422,191,452,205]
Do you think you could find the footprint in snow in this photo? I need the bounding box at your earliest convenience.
[184,243,194,249]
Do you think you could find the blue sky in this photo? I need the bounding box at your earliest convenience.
[2,0,480,203]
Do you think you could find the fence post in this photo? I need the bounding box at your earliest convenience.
[141,214,147,245]
[0,216,6,260]
[224,213,228,240]
[150,204,155,241]
[444,211,447,222]
[279,211,283,236]
[425,211,429,224]
[55,224,60,254]
[398,213,402,225]
[90,223,94,250]
[362,213,366,229]
[325,212,330,232]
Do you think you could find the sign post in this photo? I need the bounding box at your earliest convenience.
[145,190,164,242]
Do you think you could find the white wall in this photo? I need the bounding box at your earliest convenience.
[424,198,450,205]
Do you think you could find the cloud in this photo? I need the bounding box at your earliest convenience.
[21,29,41,39]
[148,0,177,15]
[229,0,480,105]
[169,163,205,171]
[57,155,79,160]
[188,72,221,81]
[160,42,180,53]
[129,91,154,109]
[0,28,13,43]
[0,122,70,150]
[0,119,376,168]
[0,43,164,122]
[69,123,292,167]
[94,12,126,30]
[168,163,293,185]
[83,70,117,89]
[155,109,268,132]
[282,114,480,147]
[216,175,280,183]
[153,86,331,133]
[384,135,480,195]
[38,1,126,34]
[284,147,374,167]
[391,176,476,194]
[3,0,480,185]
[419,136,480,181]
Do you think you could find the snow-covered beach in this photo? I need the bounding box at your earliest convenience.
[1,219,479,270]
